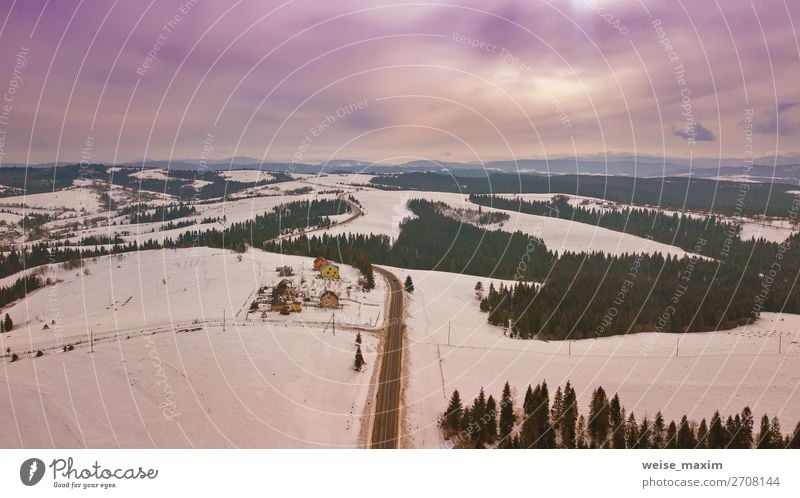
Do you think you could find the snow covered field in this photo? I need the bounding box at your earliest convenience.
[219,169,274,183]
[394,266,800,448]
[0,186,101,213]
[0,248,382,448]
[322,189,698,257]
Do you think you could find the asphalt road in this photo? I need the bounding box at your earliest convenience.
[370,267,404,449]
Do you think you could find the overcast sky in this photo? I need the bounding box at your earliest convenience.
[0,0,797,166]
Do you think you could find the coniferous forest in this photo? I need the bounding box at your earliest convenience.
[469,194,738,254]
[442,382,800,449]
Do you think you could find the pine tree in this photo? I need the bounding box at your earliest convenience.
[609,393,626,449]
[696,419,709,448]
[355,332,362,345]
[499,382,516,448]
[404,276,414,293]
[588,386,610,448]
[560,381,578,448]
[652,411,666,448]
[3,314,11,332]
[353,344,365,371]
[484,395,498,444]
[443,390,464,435]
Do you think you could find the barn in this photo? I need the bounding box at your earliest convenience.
[313,256,329,270]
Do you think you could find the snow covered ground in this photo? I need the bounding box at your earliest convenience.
[323,190,698,258]
[219,169,274,183]
[0,187,101,213]
[0,248,382,448]
[393,266,800,448]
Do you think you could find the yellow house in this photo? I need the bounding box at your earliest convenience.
[319,262,340,279]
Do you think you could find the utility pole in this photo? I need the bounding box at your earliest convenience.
[676,336,679,357]
[90,329,94,353]
[332,313,336,336]
[223,309,226,332]
[779,332,782,354]
[569,340,572,356]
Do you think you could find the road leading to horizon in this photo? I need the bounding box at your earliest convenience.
[370,267,404,449]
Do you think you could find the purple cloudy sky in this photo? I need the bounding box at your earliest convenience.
[0,0,797,165]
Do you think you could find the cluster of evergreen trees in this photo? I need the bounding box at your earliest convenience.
[169,198,345,252]
[469,194,738,253]
[0,275,44,310]
[442,382,800,449]
[128,203,197,224]
[371,172,800,217]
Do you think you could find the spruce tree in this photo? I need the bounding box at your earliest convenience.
[3,314,11,332]
[499,382,516,448]
[443,389,463,433]
[652,411,666,449]
[769,417,783,448]
[739,407,754,449]
[472,388,487,445]
[609,393,626,449]
[708,411,727,449]
[677,415,696,449]
[665,421,678,449]
[485,395,498,444]
[757,414,772,448]
[353,345,365,371]
[637,417,652,449]
[560,381,578,448]
[576,415,587,449]
[696,419,709,448]
[588,386,610,448]
[355,332,362,345]
[539,381,555,448]
[789,420,800,449]
[625,412,638,449]
[725,416,738,448]
[404,276,414,293]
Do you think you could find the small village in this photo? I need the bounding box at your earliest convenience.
[246,256,383,329]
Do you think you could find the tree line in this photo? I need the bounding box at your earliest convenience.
[469,194,738,254]
[441,381,800,449]
[370,172,800,218]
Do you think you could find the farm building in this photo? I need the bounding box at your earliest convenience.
[319,262,340,279]
[313,256,329,270]
[319,291,339,309]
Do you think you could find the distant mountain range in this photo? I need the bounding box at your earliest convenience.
[4,154,800,184]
